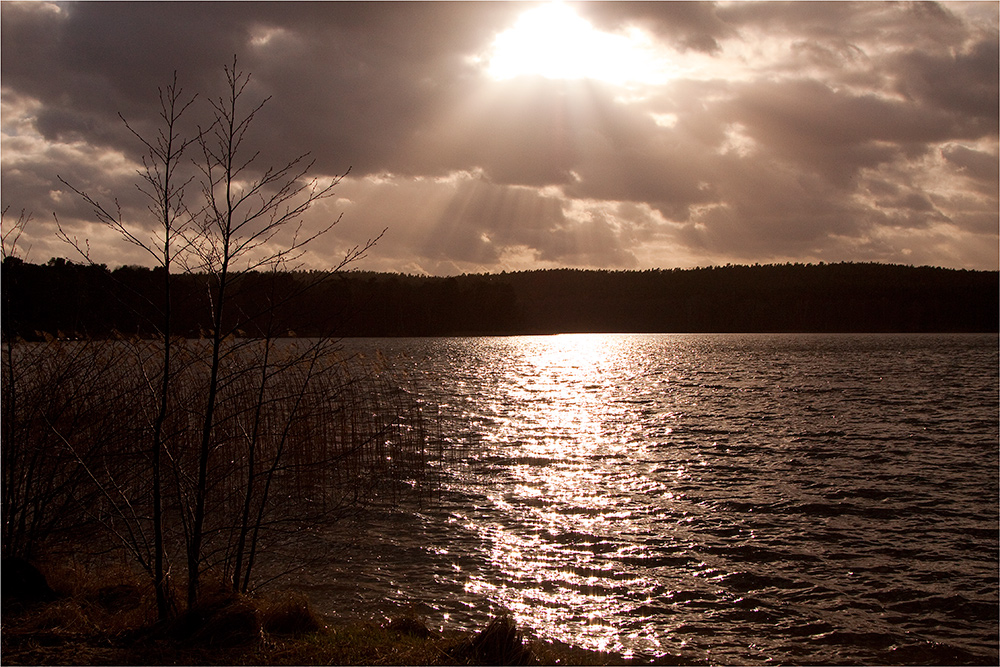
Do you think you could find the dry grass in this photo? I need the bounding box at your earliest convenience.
[1,561,636,665]
[2,580,625,666]
[6,561,156,638]
[259,592,324,637]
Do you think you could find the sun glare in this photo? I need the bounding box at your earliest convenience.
[485,2,670,85]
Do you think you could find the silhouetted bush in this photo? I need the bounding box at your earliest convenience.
[452,614,534,665]
[0,337,438,600]
[260,593,323,636]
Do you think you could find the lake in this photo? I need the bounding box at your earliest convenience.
[296,334,998,665]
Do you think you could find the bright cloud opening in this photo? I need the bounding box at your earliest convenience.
[485,2,672,85]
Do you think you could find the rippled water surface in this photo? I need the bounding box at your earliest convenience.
[305,334,998,665]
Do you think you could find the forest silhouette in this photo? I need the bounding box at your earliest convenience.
[4,258,997,338]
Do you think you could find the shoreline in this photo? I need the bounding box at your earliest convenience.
[2,599,695,666]
[1,560,703,666]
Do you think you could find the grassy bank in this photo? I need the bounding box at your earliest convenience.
[3,560,685,666]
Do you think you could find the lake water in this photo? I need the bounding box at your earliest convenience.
[300,334,998,665]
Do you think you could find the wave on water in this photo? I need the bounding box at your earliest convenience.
[307,334,999,665]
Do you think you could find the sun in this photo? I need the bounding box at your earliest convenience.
[484,2,670,86]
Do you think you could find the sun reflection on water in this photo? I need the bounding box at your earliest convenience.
[321,334,999,665]
[461,334,673,655]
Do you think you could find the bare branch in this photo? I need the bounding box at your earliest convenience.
[1,207,33,261]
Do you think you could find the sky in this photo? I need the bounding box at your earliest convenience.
[2,1,997,275]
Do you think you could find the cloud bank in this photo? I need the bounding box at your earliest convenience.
[2,1,997,273]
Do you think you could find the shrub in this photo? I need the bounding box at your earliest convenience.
[260,593,323,637]
[1,337,439,613]
[452,614,534,666]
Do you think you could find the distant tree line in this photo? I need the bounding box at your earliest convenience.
[3,259,996,337]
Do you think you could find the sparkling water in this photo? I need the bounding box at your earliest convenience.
[302,334,998,665]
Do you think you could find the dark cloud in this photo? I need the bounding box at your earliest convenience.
[892,36,1000,119]
[1,1,996,273]
[575,0,733,53]
[720,78,976,189]
[943,144,1000,188]
[717,0,967,47]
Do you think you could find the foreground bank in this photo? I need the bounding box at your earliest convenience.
[1,559,701,666]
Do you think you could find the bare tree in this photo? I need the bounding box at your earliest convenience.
[181,57,355,608]
[2,207,33,558]
[54,74,197,620]
[1,207,31,262]
[2,210,103,563]
[35,59,426,624]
